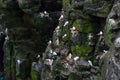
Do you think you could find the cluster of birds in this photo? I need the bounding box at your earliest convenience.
[42,10,95,71]
[39,11,49,18]
[32,9,115,72]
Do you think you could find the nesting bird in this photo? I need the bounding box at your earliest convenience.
[62,34,67,39]
[17,59,21,64]
[73,56,80,64]
[103,50,108,54]
[108,18,117,26]
[53,52,57,56]
[70,26,76,31]
[88,33,93,40]
[88,60,93,66]
[114,37,120,47]
[36,55,40,59]
[48,40,52,45]
[44,11,49,17]
[56,26,60,30]
[97,31,103,36]
[55,39,59,46]
[49,50,53,54]
[66,53,72,61]
[64,21,69,27]
[59,14,64,21]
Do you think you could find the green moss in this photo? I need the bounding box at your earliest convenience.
[73,19,93,33]
[63,0,73,12]
[68,73,81,80]
[31,70,37,80]
[71,45,93,58]
[53,60,70,79]
[105,21,113,46]
[0,0,5,8]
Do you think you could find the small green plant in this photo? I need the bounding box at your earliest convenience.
[63,0,73,12]
[73,19,93,33]
[0,0,5,8]
[71,45,93,58]
[105,21,113,46]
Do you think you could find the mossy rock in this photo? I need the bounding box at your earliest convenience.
[63,0,73,12]
[73,19,93,33]
[53,60,70,79]
[71,45,93,58]
[105,20,113,47]
[0,0,5,8]
[68,73,81,80]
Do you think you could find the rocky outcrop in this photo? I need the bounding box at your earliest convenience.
[0,0,120,80]
[38,0,120,80]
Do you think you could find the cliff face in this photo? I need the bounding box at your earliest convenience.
[0,0,120,80]
[41,0,120,80]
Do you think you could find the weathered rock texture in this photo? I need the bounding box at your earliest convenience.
[0,0,120,80]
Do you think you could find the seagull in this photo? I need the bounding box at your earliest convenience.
[48,40,52,45]
[88,60,93,66]
[53,52,57,56]
[49,50,53,54]
[88,33,93,40]
[17,59,21,64]
[59,15,64,21]
[62,34,67,38]
[73,56,79,61]
[56,26,60,30]
[97,31,103,36]
[66,53,72,61]
[44,11,49,17]
[108,18,117,26]
[64,21,69,27]
[36,55,40,58]
[103,50,108,53]
[44,11,47,14]
[70,26,76,31]
[114,37,120,47]
[55,39,59,46]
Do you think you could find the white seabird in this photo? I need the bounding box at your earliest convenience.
[103,50,108,53]
[64,21,69,27]
[66,53,72,61]
[97,31,103,36]
[70,26,76,31]
[88,33,93,40]
[48,40,52,45]
[44,11,49,17]
[53,52,57,56]
[49,50,53,54]
[59,15,64,21]
[37,55,40,58]
[88,60,93,66]
[55,39,59,46]
[114,37,120,47]
[62,34,67,38]
[44,11,47,14]
[73,56,79,61]
[108,18,116,26]
[56,26,60,30]
[17,59,21,64]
